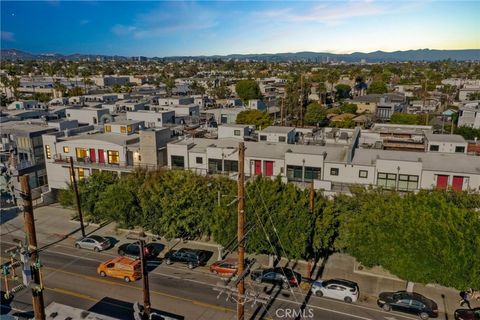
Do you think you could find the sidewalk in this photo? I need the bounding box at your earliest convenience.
[1,204,477,318]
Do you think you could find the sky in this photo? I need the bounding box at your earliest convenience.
[1,1,479,57]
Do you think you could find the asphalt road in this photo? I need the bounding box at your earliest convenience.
[0,234,421,320]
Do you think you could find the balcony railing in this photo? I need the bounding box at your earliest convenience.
[53,155,161,171]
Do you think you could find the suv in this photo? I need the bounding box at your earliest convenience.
[118,242,158,260]
[455,307,480,320]
[377,291,438,319]
[250,267,302,289]
[311,279,359,303]
[164,248,208,269]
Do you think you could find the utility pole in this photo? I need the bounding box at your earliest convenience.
[300,74,304,128]
[138,240,151,319]
[307,181,314,279]
[237,142,245,320]
[20,175,46,320]
[69,156,85,237]
[280,97,284,127]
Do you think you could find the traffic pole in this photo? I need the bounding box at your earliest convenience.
[138,240,151,318]
[20,175,46,320]
[69,156,86,237]
[237,142,245,320]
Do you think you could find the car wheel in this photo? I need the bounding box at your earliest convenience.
[187,262,194,269]
[382,304,391,312]
[165,258,172,265]
[255,277,262,284]
[93,247,99,252]
[420,312,429,320]
[99,271,106,277]
[344,296,353,303]
[124,277,131,283]
[282,282,289,289]
[75,244,80,249]
[314,290,323,297]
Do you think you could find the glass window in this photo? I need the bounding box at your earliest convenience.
[455,146,465,153]
[287,165,303,182]
[45,145,51,159]
[429,144,439,151]
[234,130,241,136]
[330,168,339,176]
[76,148,88,161]
[127,126,132,133]
[304,167,321,181]
[196,157,203,164]
[120,126,127,134]
[77,167,85,180]
[224,160,238,173]
[279,136,286,142]
[105,125,111,132]
[208,159,222,173]
[63,146,70,153]
[359,170,368,178]
[107,150,120,165]
[171,155,185,168]
[377,172,397,190]
[260,135,267,141]
[398,174,419,191]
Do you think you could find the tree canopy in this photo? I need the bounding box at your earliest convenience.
[367,80,388,94]
[390,113,425,125]
[235,80,261,102]
[236,109,272,129]
[335,84,352,100]
[455,126,480,140]
[304,102,327,126]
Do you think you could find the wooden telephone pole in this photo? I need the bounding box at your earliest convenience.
[20,175,46,320]
[237,142,245,320]
[280,97,285,126]
[307,181,315,278]
[69,156,86,237]
[138,240,151,318]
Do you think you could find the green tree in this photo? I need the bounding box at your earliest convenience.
[304,102,327,126]
[212,81,232,100]
[236,109,272,129]
[467,92,480,100]
[367,80,388,94]
[335,84,351,100]
[335,189,480,289]
[390,113,420,125]
[454,126,480,140]
[340,103,358,114]
[235,80,261,102]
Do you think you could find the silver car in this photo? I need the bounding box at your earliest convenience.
[75,235,110,252]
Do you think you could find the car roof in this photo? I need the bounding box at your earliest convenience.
[105,256,139,266]
[329,279,359,288]
[86,235,105,241]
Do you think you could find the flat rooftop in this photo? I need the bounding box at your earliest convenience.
[424,133,466,143]
[259,126,296,134]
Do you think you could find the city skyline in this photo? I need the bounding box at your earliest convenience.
[1,1,480,57]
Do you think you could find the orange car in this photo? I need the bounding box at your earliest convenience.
[97,256,142,282]
[209,258,240,278]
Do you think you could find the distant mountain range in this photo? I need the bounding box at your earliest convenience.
[2,48,479,62]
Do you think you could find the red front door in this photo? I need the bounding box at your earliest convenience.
[98,149,105,164]
[265,161,273,177]
[254,160,262,175]
[436,175,448,190]
[89,148,96,163]
[452,176,464,191]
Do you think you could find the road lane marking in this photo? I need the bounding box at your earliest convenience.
[46,287,96,302]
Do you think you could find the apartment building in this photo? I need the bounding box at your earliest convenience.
[167,129,480,193]
[126,110,176,128]
[457,101,480,129]
[66,107,112,125]
[43,126,172,190]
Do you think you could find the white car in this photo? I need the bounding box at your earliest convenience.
[311,279,359,303]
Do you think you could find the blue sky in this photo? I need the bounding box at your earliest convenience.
[1,1,479,57]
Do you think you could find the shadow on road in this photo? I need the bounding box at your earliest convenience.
[89,296,184,320]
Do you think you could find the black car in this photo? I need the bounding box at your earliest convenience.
[455,307,480,320]
[377,291,438,319]
[164,248,208,269]
[250,267,302,289]
[117,243,158,260]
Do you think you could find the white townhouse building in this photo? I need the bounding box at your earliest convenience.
[42,125,172,190]
[167,128,480,193]
[457,101,480,129]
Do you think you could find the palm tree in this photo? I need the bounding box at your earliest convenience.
[1,75,10,96]
[10,77,21,100]
[327,70,340,102]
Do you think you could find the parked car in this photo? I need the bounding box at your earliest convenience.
[311,278,359,303]
[377,291,438,319]
[164,248,208,269]
[118,243,158,260]
[209,258,251,278]
[250,267,302,289]
[455,307,480,320]
[75,235,110,252]
[97,256,141,282]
